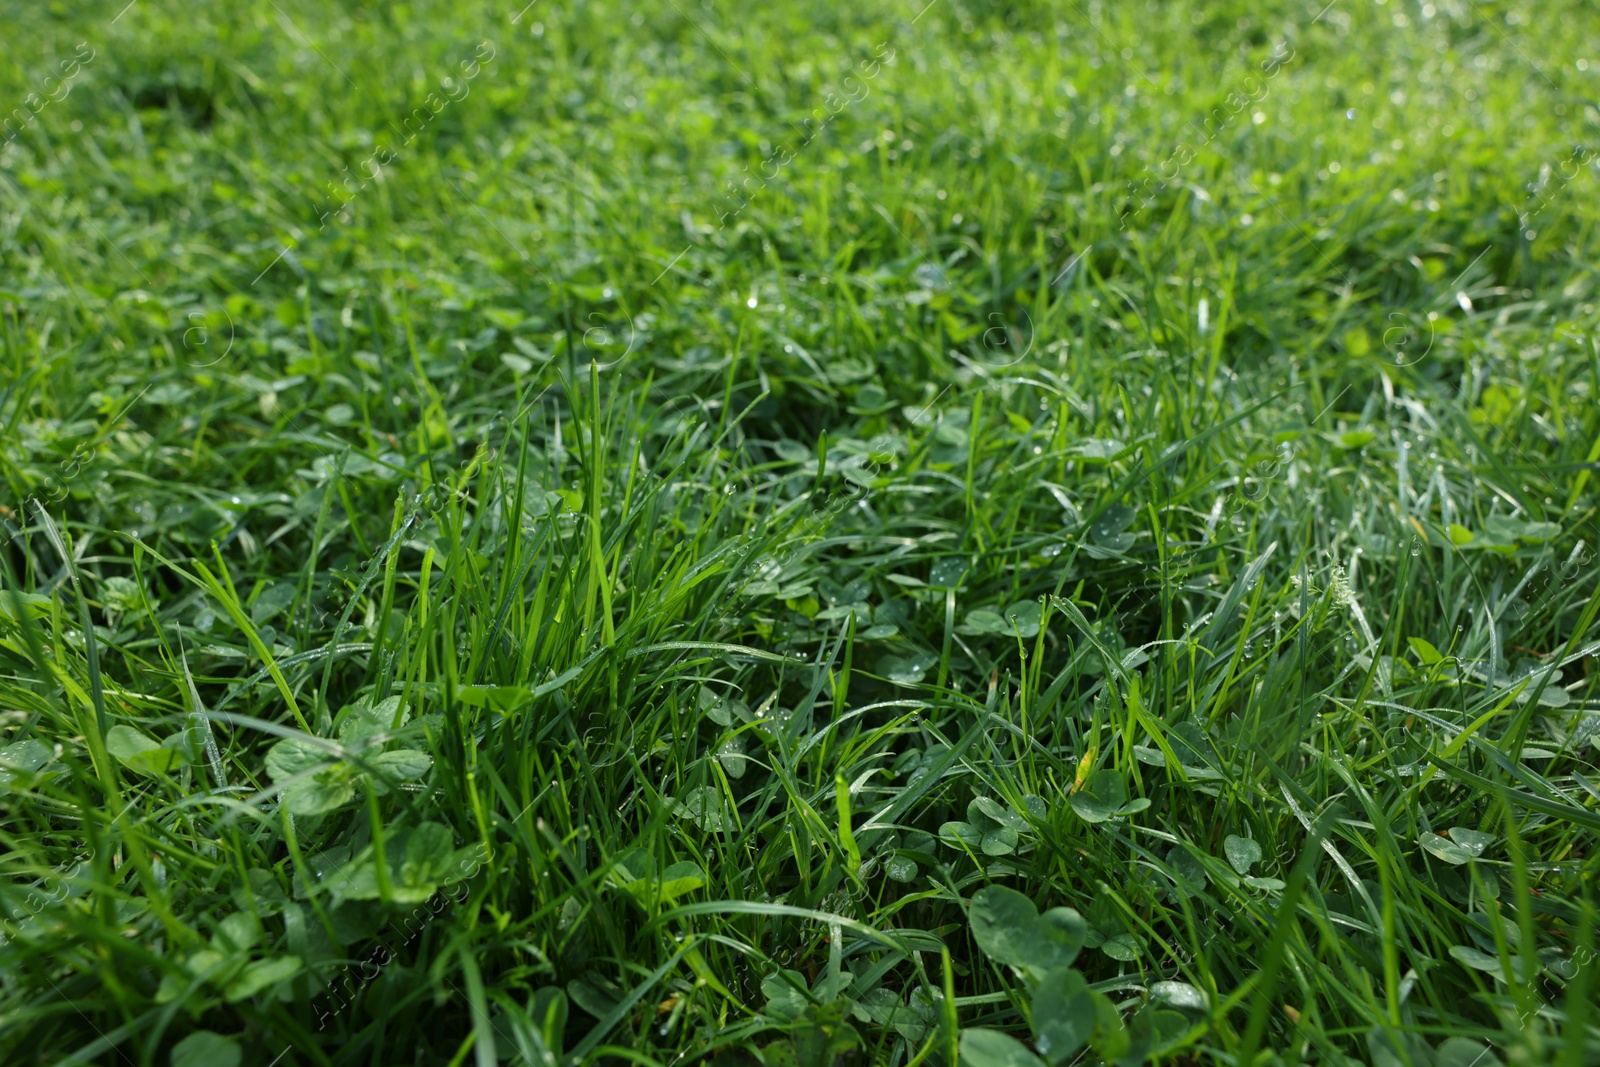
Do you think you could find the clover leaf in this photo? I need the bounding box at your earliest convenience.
[156,911,302,1009]
[1448,827,1494,856]
[171,1031,242,1067]
[1421,831,1472,866]
[325,821,484,904]
[0,739,55,792]
[1069,770,1149,823]
[672,785,727,832]
[610,850,705,907]
[963,608,1008,634]
[263,695,431,816]
[365,749,433,795]
[1223,834,1262,875]
[1436,1038,1504,1067]
[1033,967,1096,1064]
[969,886,1086,974]
[960,600,1043,638]
[959,1028,1045,1067]
[969,885,1038,967]
[1001,600,1043,637]
[336,694,407,743]
[107,725,181,778]
[940,797,1034,857]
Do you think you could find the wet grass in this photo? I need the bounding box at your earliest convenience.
[1,0,1599,1064]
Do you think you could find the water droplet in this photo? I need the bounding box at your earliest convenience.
[746,295,758,308]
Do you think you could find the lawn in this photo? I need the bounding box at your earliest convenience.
[2,0,1598,1064]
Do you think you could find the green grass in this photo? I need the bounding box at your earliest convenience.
[2,0,1600,1064]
